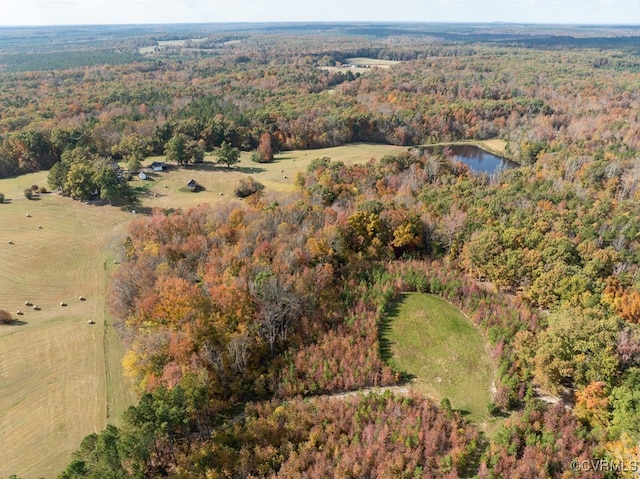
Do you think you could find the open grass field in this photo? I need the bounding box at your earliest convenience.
[139,37,209,54]
[133,143,409,210]
[320,57,400,73]
[479,139,508,156]
[0,172,136,479]
[345,57,401,66]
[382,293,494,424]
[0,143,407,478]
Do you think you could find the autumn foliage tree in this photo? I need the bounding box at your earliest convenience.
[0,310,14,324]
[575,381,610,432]
[254,132,274,163]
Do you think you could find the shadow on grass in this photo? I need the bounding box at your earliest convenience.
[3,319,28,326]
[183,162,266,174]
[178,185,207,194]
[120,204,155,216]
[133,207,156,216]
[86,199,124,207]
[236,166,267,174]
[490,409,511,419]
[131,189,152,199]
[378,293,415,383]
[268,156,295,163]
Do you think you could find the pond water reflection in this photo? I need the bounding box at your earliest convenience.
[446,144,518,175]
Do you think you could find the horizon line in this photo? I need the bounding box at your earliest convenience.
[1,20,640,28]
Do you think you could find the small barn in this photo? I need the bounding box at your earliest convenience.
[138,172,147,180]
[187,179,198,192]
[151,161,167,171]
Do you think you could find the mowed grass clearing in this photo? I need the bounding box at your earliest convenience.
[0,172,136,479]
[383,293,494,423]
[320,57,401,74]
[479,139,508,156]
[133,143,408,210]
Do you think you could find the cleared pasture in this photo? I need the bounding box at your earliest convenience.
[320,57,400,73]
[139,37,208,54]
[345,57,401,66]
[0,172,134,479]
[135,143,408,210]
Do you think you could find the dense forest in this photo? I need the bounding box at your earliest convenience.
[3,23,640,477]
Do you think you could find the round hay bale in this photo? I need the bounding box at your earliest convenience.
[283,175,288,179]
[60,302,67,307]
[37,225,43,229]
[8,240,14,244]
[26,213,31,217]
[79,296,86,301]
[16,310,23,315]
[88,320,95,324]
[24,301,31,306]
[33,305,39,310]
[219,192,223,196]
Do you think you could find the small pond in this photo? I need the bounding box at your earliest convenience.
[445,144,518,175]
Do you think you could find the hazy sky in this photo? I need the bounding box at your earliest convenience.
[2,0,640,26]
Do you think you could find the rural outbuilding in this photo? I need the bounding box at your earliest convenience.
[138,172,147,180]
[187,179,198,192]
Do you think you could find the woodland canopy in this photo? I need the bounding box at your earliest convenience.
[2,22,640,478]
